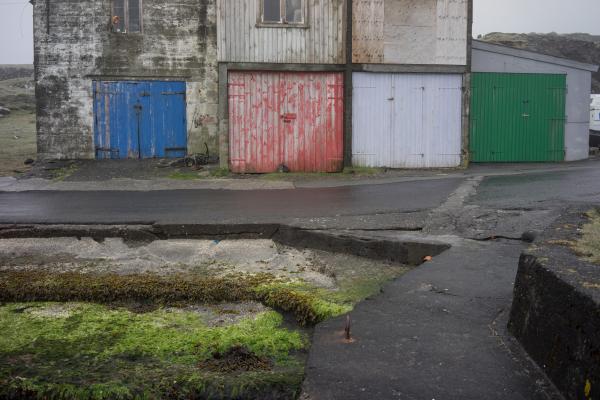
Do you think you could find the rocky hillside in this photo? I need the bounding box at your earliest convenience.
[0,65,33,81]
[0,65,35,112]
[480,33,600,93]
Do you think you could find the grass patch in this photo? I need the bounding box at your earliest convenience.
[0,76,35,112]
[0,250,411,398]
[0,110,36,176]
[210,167,230,178]
[51,163,79,182]
[0,255,409,325]
[0,302,305,399]
[573,209,600,264]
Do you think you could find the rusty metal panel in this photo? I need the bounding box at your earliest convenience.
[229,71,344,173]
[352,72,462,168]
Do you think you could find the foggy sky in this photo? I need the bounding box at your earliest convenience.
[1,0,600,64]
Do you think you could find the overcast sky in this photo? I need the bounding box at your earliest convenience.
[1,0,600,64]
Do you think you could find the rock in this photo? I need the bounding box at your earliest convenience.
[24,159,35,165]
[0,106,11,117]
[520,231,538,243]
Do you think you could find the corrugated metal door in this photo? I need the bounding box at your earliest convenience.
[228,72,344,173]
[352,73,463,168]
[94,81,187,159]
[470,73,566,162]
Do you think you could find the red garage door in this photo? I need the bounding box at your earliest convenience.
[228,71,344,173]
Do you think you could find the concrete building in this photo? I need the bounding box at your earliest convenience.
[33,0,219,160]
[350,0,471,169]
[33,0,473,171]
[471,40,599,162]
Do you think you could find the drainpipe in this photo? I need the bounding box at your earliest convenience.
[343,0,353,168]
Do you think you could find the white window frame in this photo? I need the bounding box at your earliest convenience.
[111,0,143,34]
[257,0,308,28]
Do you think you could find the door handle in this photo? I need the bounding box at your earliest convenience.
[281,113,297,123]
[522,113,530,118]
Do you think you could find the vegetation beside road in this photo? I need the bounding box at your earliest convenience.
[0,67,36,176]
[0,251,409,399]
[0,303,305,400]
[574,209,600,265]
[0,110,36,176]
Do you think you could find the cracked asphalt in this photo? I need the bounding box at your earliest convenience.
[3,161,600,399]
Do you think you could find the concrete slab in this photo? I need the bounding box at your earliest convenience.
[302,237,562,400]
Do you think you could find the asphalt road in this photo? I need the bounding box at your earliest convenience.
[0,178,462,224]
[3,164,600,225]
[471,167,600,208]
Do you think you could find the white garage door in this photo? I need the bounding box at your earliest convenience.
[352,73,463,168]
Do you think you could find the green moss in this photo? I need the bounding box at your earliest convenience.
[0,259,409,326]
[0,303,305,399]
[573,209,600,265]
[210,167,230,178]
[51,163,79,182]
[0,247,415,398]
[0,271,343,325]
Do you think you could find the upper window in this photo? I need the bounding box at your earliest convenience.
[261,0,304,25]
[111,0,142,33]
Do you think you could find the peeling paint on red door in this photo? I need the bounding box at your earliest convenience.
[228,72,344,173]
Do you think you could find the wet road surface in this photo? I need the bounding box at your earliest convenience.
[0,178,462,224]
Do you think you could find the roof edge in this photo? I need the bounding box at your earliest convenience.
[472,40,599,72]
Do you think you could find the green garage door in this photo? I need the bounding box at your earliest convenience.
[470,73,566,162]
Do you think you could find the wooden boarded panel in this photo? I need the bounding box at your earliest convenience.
[93,81,187,160]
[228,71,344,173]
[217,0,346,64]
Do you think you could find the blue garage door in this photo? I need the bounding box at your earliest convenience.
[93,81,187,159]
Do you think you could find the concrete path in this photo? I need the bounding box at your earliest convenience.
[302,236,562,400]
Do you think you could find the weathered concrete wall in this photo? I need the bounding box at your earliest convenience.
[509,209,600,400]
[352,0,469,65]
[472,41,596,162]
[34,0,218,160]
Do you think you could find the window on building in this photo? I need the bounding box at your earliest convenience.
[112,0,142,33]
[261,0,304,25]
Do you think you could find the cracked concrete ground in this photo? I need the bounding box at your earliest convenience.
[0,237,411,295]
